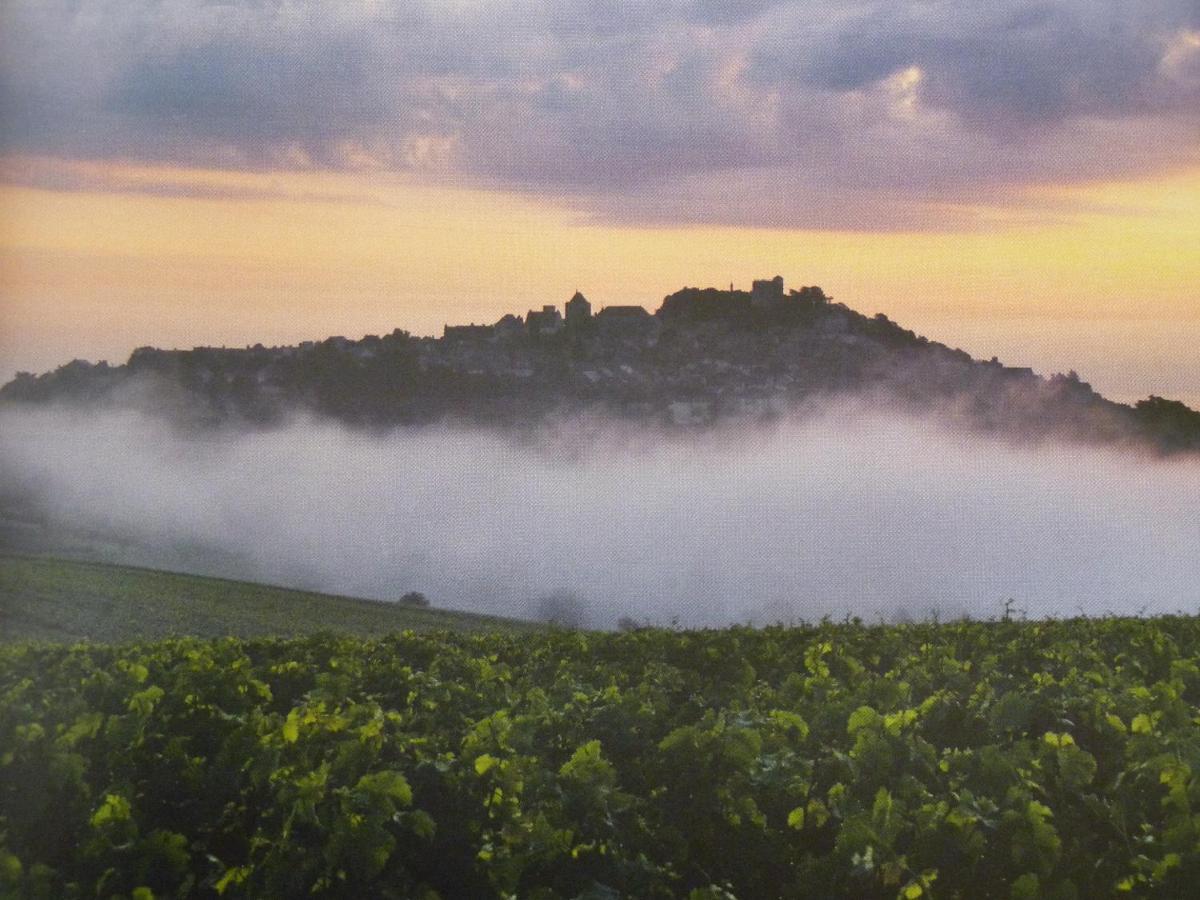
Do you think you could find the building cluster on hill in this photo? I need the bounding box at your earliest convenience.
[13,272,1193,453]
[0,275,854,423]
[444,289,661,342]
[418,276,850,421]
[442,275,832,344]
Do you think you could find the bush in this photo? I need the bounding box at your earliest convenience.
[3,617,1200,897]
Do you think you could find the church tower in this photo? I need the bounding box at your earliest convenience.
[565,290,592,325]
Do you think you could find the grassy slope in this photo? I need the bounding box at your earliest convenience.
[0,554,537,643]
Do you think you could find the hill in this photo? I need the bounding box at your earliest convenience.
[3,277,1199,453]
[0,555,538,643]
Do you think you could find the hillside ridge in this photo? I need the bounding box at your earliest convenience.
[0,554,538,643]
[4,278,1198,453]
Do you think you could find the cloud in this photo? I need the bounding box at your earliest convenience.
[0,155,381,204]
[2,1,1197,228]
[755,1,1199,130]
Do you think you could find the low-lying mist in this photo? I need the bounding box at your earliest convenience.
[2,405,1197,627]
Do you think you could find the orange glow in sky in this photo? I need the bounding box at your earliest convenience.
[2,158,1198,406]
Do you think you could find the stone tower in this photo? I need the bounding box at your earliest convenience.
[565,290,592,325]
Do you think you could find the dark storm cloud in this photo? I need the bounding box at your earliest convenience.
[682,0,783,26]
[109,37,381,141]
[757,1,1199,130]
[2,1,1197,226]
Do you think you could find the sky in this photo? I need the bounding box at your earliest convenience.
[1,1,1198,405]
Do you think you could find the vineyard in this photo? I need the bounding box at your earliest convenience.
[3,617,1200,898]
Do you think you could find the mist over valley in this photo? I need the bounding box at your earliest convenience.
[3,402,1196,627]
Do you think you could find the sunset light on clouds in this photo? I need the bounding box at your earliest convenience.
[1,1,1198,403]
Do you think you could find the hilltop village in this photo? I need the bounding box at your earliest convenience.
[4,277,1199,452]
[0,276,979,427]
[432,277,852,425]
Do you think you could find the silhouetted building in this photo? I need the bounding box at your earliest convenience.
[751,275,785,307]
[493,313,525,340]
[565,291,592,326]
[596,305,658,337]
[657,287,751,320]
[444,324,494,341]
[526,305,563,336]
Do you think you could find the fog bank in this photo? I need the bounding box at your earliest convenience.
[2,406,1197,627]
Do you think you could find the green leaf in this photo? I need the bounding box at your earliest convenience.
[873,788,894,824]
[787,807,805,830]
[475,753,498,776]
[1057,745,1097,789]
[806,799,830,829]
[1131,714,1153,734]
[127,685,164,716]
[1153,853,1182,881]
[406,809,437,840]
[884,709,918,735]
[0,852,22,885]
[281,711,300,744]
[355,770,413,805]
[1010,873,1039,899]
[848,706,879,735]
[1042,731,1074,748]
[770,710,810,739]
[560,740,617,787]
[58,712,103,748]
[215,866,251,895]
[91,793,132,829]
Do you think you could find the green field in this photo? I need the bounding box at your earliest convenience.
[4,554,1200,897]
[0,554,537,642]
